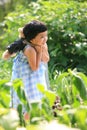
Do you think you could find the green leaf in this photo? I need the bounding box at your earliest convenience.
[37,84,45,93]
[72,71,87,100]
[12,79,23,91]
[44,91,56,106]
[37,84,56,106]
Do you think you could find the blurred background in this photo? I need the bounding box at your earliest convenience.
[0,1,87,129]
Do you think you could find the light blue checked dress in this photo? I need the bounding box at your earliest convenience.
[10,51,47,109]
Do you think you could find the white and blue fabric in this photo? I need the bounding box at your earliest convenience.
[10,51,47,109]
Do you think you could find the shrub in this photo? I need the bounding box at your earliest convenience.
[0,0,87,74]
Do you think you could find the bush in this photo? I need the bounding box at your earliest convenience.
[0,0,87,75]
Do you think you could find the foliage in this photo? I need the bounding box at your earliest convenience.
[0,59,12,80]
[0,0,34,22]
[50,69,87,130]
[0,70,87,130]
[0,0,87,74]
[0,0,87,130]
[12,79,30,126]
[57,106,87,130]
[0,64,87,129]
[54,69,87,105]
[0,79,11,108]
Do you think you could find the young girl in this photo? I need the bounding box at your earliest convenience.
[3,22,49,66]
[2,20,50,114]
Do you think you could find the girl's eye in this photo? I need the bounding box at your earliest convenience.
[41,36,47,38]
[41,36,44,38]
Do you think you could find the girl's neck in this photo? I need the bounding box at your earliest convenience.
[31,42,41,47]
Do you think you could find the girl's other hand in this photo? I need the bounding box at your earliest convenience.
[34,45,42,53]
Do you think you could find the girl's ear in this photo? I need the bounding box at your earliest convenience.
[18,27,25,38]
[30,39,33,43]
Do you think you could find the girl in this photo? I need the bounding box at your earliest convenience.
[2,20,50,114]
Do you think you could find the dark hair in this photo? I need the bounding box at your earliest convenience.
[23,20,47,42]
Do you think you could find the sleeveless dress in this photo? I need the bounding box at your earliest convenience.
[10,51,47,109]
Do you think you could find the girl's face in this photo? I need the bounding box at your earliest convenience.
[30,31,48,46]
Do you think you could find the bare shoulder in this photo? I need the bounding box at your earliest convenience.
[24,45,36,57]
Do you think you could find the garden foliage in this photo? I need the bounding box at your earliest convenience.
[0,0,87,74]
[0,0,87,130]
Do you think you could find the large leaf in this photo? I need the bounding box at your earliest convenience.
[70,70,87,100]
[73,77,87,99]
[0,80,11,108]
[37,84,56,106]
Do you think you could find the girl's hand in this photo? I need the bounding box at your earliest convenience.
[34,45,42,53]
[41,43,50,62]
[2,50,16,60]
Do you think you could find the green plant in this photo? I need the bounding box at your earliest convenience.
[0,59,12,80]
[0,0,87,129]
[0,0,87,74]
[54,69,87,105]
[0,79,11,108]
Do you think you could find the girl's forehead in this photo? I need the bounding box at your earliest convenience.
[38,31,48,35]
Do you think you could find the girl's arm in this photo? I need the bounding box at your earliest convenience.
[2,50,16,60]
[23,45,42,71]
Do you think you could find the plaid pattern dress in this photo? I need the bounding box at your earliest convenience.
[10,51,47,109]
